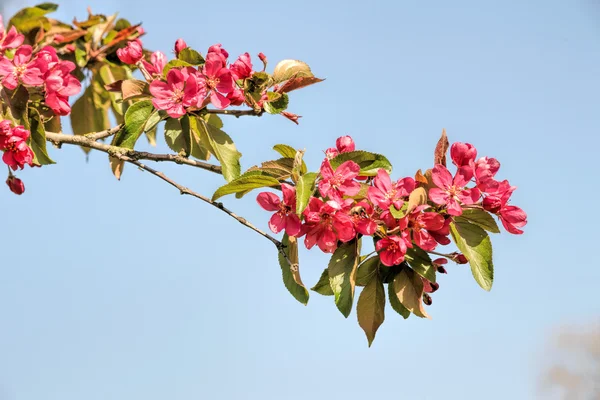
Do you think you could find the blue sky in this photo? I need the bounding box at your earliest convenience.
[1,0,599,399]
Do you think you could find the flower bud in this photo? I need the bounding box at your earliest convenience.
[281,111,301,125]
[6,175,24,195]
[335,135,355,153]
[258,52,267,70]
[423,293,433,306]
[452,253,468,264]
[174,38,187,56]
[117,39,143,65]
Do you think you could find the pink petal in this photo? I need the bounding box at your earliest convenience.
[339,180,361,196]
[203,53,224,78]
[285,214,302,237]
[428,188,448,205]
[318,180,331,198]
[414,230,437,252]
[269,212,286,234]
[336,160,360,181]
[445,198,463,216]
[0,57,14,75]
[431,164,453,190]
[319,160,334,180]
[374,169,392,194]
[318,227,338,253]
[367,186,389,209]
[420,212,445,231]
[457,188,480,205]
[453,165,474,187]
[256,191,281,211]
[13,45,32,65]
[210,91,230,109]
[281,183,296,207]
[2,74,17,90]
[149,81,173,99]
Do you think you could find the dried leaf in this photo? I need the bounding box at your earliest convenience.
[434,128,449,166]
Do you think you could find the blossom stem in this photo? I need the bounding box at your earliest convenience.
[426,250,456,258]
[136,61,153,82]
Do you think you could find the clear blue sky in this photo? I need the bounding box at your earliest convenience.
[1,0,598,399]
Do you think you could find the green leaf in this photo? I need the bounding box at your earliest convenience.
[330,150,393,177]
[311,269,334,296]
[164,117,186,154]
[450,221,494,291]
[295,172,318,216]
[356,256,380,287]
[1,86,29,124]
[391,268,430,319]
[112,100,154,149]
[328,240,361,318]
[195,118,241,182]
[162,59,193,77]
[388,280,410,319]
[357,271,385,346]
[277,235,309,305]
[177,48,204,65]
[272,60,314,83]
[212,173,280,201]
[187,116,211,161]
[71,85,110,138]
[263,92,289,114]
[249,158,295,180]
[405,246,436,283]
[144,109,162,133]
[456,208,501,234]
[27,109,54,165]
[8,3,55,33]
[389,203,408,219]
[114,18,131,31]
[273,144,297,159]
[203,113,223,129]
[292,149,308,179]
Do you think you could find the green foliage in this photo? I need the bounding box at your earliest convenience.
[195,118,241,182]
[177,48,204,65]
[456,208,501,234]
[311,269,334,296]
[27,109,54,165]
[112,100,154,149]
[357,269,385,346]
[212,172,281,201]
[328,240,361,318]
[278,235,309,305]
[263,92,289,114]
[330,150,393,176]
[450,221,494,291]
[272,60,314,83]
[405,246,436,283]
[391,268,429,319]
[295,172,318,216]
[8,3,57,33]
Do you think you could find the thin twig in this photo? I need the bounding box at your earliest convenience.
[205,108,263,117]
[112,153,293,265]
[83,124,123,141]
[45,131,222,174]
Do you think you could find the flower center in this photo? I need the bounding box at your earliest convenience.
[279,203,291,215]
[5,142,16,152]
[207,77,220,89]
[14,64,26,77]
[171,88,184,103]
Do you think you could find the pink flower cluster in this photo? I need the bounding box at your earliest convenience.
[430,142,528,234]
[0,119,33,170]
[119,38,260,118]
[0,18,81,116]
[257,136,528,267]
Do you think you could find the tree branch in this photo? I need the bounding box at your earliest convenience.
[83,124,123,141]
[205,108,263,117]
[43,131,293,266]
[45,131,223,174]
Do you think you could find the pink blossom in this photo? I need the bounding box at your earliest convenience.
[256,183,302,236]
[302,197,355,253]
[149,68,199,118]
[0,16,24,52]
[429,164,480,216]
[230,52,253,80]
[202,53,235,109]
[475,157,500,190]
[258,52,267,66]
[325,135,356,159]
[35,46,59,73]
[376,233,412,267]
[6,175,24,195]
[117,39,143,65]
[318,159,361,200]
[482,180,527,234]
[0,45,44,89]
[428,217,451,245]
[407,205,445,251]
[1,126,34,170]
[44,61,81,116]
[450,142,477,168]
[227,88,245,106]
[345,200,378,236]
[367,169,415,211]
[142,51,166,78]
[174,38,187,56]
[207,43,229,64]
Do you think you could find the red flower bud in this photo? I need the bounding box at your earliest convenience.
[423,293,433,306]
[281,111,301,125]
[174,38,187,56]
[258,52,267,70]
[454,253,468,264]
[6,175,24,195]
[117,39,143,65]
